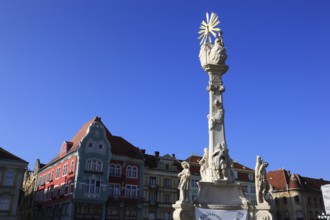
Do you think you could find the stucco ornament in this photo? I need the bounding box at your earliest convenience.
[255,155,270,205]
[198,12,227,67]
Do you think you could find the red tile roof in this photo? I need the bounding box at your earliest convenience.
[185,155,202,163]
[267,169,330,192]
[41,116,143,170]
[267,169,290,191]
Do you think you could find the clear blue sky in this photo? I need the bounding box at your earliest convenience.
[1,1,329,180]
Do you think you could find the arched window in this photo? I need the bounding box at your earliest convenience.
[126,166,138,178]
[86,159,103,172]
[115,164,121,176]
[109,164,115,175]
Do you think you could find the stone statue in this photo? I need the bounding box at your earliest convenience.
[255,155,270,205]
[197,148,208,181]
[177,161,191,203]
[199,32,227,67]
[212,142,229,181]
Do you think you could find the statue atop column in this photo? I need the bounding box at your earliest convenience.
[255,155,270,206]
[197,12,233,183]
[199,12,227,67]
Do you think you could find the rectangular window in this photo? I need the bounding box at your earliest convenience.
[150,177,156,186]
[164,194,171,203]
[70,161,75,173]
[63,164,68,176]
[4,170,15,186]
[90,180,95,193]
[67,180,72,194]
[84,179,100,194]
[164,178,171,188]
[60,184,65,195]
[149,191,156,203]
[84,180,90,193]
[55,167,60,179]
[50,170,54,181]
[109,184,121,197]
[125,185,138,197]
[190,179,198,188]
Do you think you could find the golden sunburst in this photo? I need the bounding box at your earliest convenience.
[198,12,221,45]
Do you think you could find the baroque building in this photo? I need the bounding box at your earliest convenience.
[142,150,180,220]
[267,169,330,220]
[31,116,144,220]
[19,159,45,220]
[0,147,28,220]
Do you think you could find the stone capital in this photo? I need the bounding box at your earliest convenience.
[202,64,229,76]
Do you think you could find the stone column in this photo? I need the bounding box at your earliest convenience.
[203,64,229,182]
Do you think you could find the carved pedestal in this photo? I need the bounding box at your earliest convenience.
[254,204,273,220]
[194,181,250,210]
[172,202,195,220]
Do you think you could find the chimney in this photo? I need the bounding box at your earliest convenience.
[172,154,176,158]
[141,149,146,155]
[154,151,160,157]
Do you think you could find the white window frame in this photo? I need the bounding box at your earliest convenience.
[84,179,101,194]
[62,164,68,176]
[86,159,103,172]
[109,183,121,197]
[70,160,75,173]
[55,167,61,179]
[126,166,138,178]
[110,163,121,176]
[125,184,138,197]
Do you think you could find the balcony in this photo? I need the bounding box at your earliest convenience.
[84,169,103,175]
[149,184,158,189]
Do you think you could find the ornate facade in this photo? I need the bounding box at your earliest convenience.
[24,116,144,220]
[142,150,180,220]
[268,169,330,220]
[0,147,28,220]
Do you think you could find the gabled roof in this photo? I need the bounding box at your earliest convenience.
[0,147,28,163]
[42,116,143,169]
